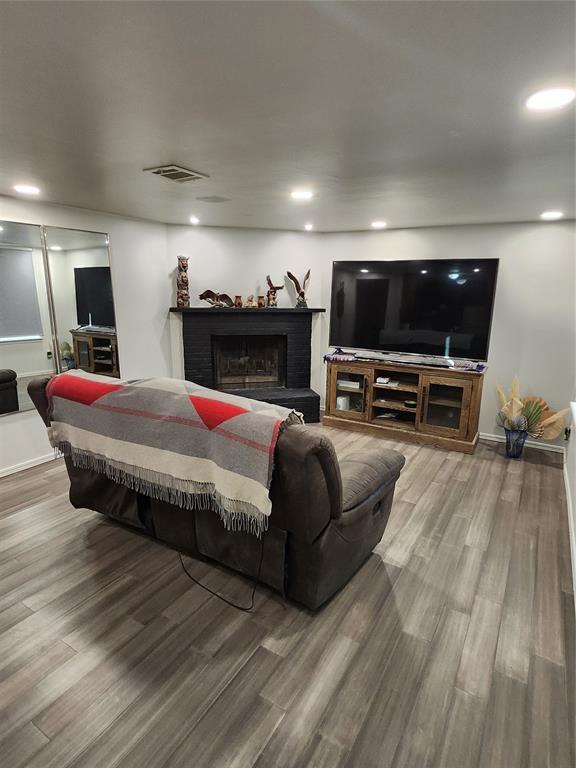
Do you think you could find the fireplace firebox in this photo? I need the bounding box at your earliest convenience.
[213,335,286,390]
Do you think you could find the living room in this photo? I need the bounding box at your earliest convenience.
[0,2,574,767]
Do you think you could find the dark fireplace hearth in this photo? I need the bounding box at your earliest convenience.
[171,307,324,422]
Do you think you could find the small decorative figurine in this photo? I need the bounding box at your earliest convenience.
[257,295,266,308]
[234,295,243,308]
[266,275,284,307]
[287,269,311,308]
[176,256,190,307]
[245,294,257,307]
[198,290,234,307]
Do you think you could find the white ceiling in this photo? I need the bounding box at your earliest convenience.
[0,1,574,232]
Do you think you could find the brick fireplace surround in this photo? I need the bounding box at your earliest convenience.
[170,307,324,422]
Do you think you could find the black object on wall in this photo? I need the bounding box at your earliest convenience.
[330,259,499,360]
[172,307,323,422]
[75,267,115,328]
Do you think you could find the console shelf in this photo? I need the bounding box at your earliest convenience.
[324,359,484,454]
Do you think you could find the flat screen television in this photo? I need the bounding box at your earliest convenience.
[74,266,115,328]
[329,259,499,361]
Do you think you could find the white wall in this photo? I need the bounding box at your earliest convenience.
[566,403,576,604]
[0,196,169,475]
[167,225,326,386]
[1,200,574,476]
[168,221,575,441]
[0,197,170,379]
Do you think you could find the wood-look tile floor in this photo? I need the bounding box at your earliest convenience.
[0,428,573,768]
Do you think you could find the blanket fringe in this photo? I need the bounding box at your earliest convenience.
[56,442,268,537]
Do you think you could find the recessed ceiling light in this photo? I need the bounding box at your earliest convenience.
[304,223,313,231]
[189,216,200,225]
[473,268,480,273]
[360,269,369,273]
[526,88,575,111]
[14,184,40,195]
[371,221,387,230]
[420,269,428,274]
[448,272,460,280]
[49,245,63,251]
[290,188,314,201]
[540,210,564,221]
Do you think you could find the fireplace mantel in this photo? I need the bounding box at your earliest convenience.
[170,307,325,314]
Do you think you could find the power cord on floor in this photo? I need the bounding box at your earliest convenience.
[178,534,266,613]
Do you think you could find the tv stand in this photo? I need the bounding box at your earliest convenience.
[71,328,119,378]
[324,358,484,453]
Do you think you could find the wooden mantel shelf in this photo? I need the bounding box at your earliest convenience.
[170,307,325,314]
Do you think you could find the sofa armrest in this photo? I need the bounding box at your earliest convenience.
[339,447,405,513]
[27,376,54,425]
[269,424,343,542]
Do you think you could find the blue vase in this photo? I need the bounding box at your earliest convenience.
[504,428,528,459]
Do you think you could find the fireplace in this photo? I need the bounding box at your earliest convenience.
[213,335,286,391]
[171,307,324,422]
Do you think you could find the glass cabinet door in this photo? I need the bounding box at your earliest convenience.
[418,375,472,438]
[74,337,92,371]
[331,367,370,420]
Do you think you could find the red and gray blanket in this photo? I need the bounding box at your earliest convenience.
[46,370,303,535]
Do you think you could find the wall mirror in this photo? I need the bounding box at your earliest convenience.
[0,221,118,417]
[45,227,119,379]
[0,221,56,414]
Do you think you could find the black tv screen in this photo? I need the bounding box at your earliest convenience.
[74,266,115,328]
[329,259,498,360]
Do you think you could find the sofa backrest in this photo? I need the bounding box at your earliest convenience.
[27,377,343,545]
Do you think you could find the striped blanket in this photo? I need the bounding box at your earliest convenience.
[46,370,303,535]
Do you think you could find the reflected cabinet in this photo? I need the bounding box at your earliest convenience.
[0,221,119,416]
[324,360,484,453]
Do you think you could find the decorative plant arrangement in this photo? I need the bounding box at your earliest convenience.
[496,378,569,458]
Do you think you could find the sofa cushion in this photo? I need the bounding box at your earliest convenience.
[340,448,405,511]
[0,369,17,384]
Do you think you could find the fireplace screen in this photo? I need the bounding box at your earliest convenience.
[213,335,286,390]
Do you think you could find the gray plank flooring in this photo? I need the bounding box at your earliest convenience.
[0,428,573,768]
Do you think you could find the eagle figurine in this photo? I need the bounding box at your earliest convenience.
[286,269,310,308]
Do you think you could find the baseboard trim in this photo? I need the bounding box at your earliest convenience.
[0,453,55,479]
[479,431,565,455]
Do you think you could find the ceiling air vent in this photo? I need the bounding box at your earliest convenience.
[196,195,231,203]
[144,164,209,183]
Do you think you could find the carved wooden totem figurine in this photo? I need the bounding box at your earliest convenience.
[176,256,190,307]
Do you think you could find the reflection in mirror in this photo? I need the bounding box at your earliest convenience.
[0,221,56,414]
[45,228,120,378]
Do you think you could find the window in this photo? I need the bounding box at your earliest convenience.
[0,248,44,342]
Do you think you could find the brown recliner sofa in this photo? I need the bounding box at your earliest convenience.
[29,377,405,610]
